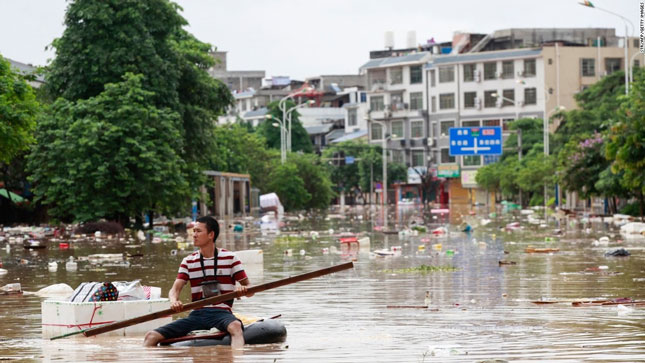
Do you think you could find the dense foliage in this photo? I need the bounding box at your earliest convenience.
[476,117,552,205]
[28,74,188,224]
[554,68,645,215]
[29,0,232,224]
[0,56,40,164]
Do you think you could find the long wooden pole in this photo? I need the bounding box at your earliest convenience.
[51,262,353,340]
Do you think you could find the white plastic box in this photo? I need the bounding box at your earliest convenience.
[41,298,171,338]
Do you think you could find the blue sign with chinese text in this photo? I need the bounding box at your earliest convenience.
[449,127,502,156]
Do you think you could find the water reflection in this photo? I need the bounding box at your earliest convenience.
[1,206,644,361]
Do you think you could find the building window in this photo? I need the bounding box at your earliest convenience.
[462,120,480,127]
[502,89,515,106]
[391,121,404,138]
[439,66,454,83]
[390,67,403,84]
[605,58,621,74]
[370,96,384,111]
[502,118,514,131]
[635,60,641,68]
[502,61,514,79]
[464,92,477,108]
[392,150,405,164]
[410,92,423,110]
[524,88,537,105]
[429,70,436,87]
[410,121,423,138]
[463,155,481,166]
[484,90,497,108]
[581,58,595,77]
[410,66,422,84]
[463,64,476,82]
[439,93,455,109]
[524,59,536,76]
[411,150,425,167]
[440,120,454,137]
[483,119,500,126]
[484,62,497,80]
[391,92,404,110]
[348,109,357,126]
[369,69,386,87]
[360,92,367,103]
[634,39,640,48]
[431,96,436,112]
[441,148,455,163]
[431,121,437,138]
[371,123,382,140]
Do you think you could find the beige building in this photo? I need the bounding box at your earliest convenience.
[542,39,643,130]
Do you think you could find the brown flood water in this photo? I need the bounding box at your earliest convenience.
[1,205,645,362]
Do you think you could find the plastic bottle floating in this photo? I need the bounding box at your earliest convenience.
[48,261,58,272]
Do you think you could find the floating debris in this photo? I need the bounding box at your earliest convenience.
[383,265,457,274]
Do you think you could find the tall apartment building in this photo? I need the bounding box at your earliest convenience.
[360,52,432,168]
[362,28,642,206]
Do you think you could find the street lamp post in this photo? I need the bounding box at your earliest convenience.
[266,114,287,164]
[371,119,389,231]
[579,1,634,94]
[279,90,314,153]
[544,106,566,222]
[286,100,315,152]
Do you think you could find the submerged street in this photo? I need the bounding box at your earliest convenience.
[1,206,644,362]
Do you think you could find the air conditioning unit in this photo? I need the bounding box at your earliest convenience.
[400,139,407,147]
[425,138,436,147]
[422,138,428,146]
[474,97,482,110]
[495,98,504,108]
[410,139,416,147]
[473,69,481,83]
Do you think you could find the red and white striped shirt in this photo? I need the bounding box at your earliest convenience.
[177,248,247,310]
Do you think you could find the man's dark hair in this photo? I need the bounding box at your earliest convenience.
[196,216,220,243]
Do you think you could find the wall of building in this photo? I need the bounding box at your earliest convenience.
[542,41,642,130]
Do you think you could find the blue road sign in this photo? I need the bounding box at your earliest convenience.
[345,156,355,164]
[449,127,502,156]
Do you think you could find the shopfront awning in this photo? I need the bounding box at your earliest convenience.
[0,189,24,203]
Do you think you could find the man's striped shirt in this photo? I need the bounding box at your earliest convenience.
[177,248,247,310]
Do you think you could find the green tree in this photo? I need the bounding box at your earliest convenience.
[210,123,278,193]
[323,141,367,201]
[265,153,334,211]
[557,132,607,198]
[606,76,645,216]
[44,0,183,107]
[28,73,188,224]
[172,29,233,182]
[0,56,40,164]
[266,163,310,211]
[289,153,334,210]
[257,100,313,153]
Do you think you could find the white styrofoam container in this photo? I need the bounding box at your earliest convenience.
[42,298,171,338]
